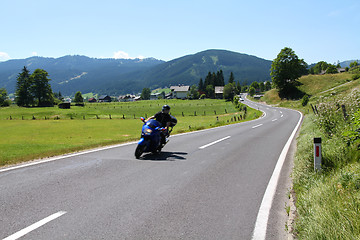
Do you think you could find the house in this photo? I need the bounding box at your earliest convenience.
[170,85,190,99]
[98,95,111,102]
[88,98,97,103]
[118,94,136,102]
[215,86,224,99]
[337,68,346,73]
[150,92,162,100]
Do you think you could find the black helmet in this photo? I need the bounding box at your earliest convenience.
[162,105,170,111]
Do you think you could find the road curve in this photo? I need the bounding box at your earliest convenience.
[0,98,302,240]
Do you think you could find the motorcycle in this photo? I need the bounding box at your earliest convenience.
[134,116,177,159]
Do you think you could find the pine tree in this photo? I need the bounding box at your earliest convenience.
[216,70,225,86]
[229,72,235,84]
[198,78,204,91]
[15,66,33,107]
[204,72,212,87]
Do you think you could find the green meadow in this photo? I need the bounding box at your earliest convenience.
[1,99,261,166]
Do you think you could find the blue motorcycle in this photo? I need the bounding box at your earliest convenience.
[135,117,177,159]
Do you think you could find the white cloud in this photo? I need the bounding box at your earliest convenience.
[113,50,145,60]
[0,52,10,61]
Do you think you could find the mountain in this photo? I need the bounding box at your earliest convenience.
[0,50,272,96]
[136,49,272,89]
[340,60,359,68]
[0,56,164,95]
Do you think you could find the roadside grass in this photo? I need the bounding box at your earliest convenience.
[292,115,360,239]
[0,99,261,167]
[261,72,360,239]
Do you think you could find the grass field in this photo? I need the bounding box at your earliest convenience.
[1,99,261,167]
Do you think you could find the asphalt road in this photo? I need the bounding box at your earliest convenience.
[0,98,302,240]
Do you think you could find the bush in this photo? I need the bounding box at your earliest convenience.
[352,74,360,81]
[301,94,309,106]
[58,102,71,109]
[1,99,11,107]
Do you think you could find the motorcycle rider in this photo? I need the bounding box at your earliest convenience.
[146,105,172,145]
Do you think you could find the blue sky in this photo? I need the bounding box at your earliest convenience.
[1,0,359,64]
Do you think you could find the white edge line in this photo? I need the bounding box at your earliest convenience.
[3,211,67,240]
[199,136,231,149]
[251,111,303,240]
[0,142,136,173]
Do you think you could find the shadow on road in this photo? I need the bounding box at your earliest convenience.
[140,151,188,161]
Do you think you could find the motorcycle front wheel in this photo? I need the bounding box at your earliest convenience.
[135,144,145,159]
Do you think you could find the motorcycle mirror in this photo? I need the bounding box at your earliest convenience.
[140,117,145,122]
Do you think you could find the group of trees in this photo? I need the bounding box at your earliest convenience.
[15,67,54,107]
[198,70,225,98]
[309,60,359,75]
[309,61,343,74]
[198,71,244,99]
[197,70,272,100]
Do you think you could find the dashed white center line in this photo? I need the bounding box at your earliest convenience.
[252,124,263,129]
[199,136,231,149]
[281,115,284,118]
[4,211,67,240]
[272,119,277,122]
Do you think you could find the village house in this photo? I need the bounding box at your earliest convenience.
[215,86,224,99]
[170,85,190,99]
[150,92,162,100]
[98,95,112,102]
[118,94,136,102]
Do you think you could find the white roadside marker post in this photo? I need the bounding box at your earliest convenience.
[314,138,322,171]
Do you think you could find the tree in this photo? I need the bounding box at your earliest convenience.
[74,91,84,103]
[326,65,338,74]
[189,85,199,99]
[0,88,10,107]
[223,83,236,101]
[350,61,358,68]
[205,85,214,98]
[250,81,259,91]
[270,47,307,98]
[141,88,151,100]
[265,81,272,91]
[216,70,225,86]
[310,61,331,74]
[249,87,256,96]
[30,69,54,106]
[198,78,204,92]
[259,82,265,92]
[236,81,241,94]
[15,66,33,107]
[228,72,235,84]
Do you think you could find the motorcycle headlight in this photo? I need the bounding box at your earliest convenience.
[144,128,153,135]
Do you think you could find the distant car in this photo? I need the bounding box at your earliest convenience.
[239,98,244,101]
